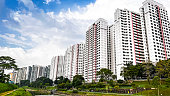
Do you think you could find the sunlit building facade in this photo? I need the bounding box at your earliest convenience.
[140,0,170,63]
[84,18,108,82]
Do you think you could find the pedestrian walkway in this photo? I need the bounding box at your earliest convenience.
[0,90,15,96]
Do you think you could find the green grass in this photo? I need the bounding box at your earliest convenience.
[0,83,18,93]
[135,88,170,96]
[119,86,133,89]
[46,86,57,90]
[6,88,32,96]
[132,81,151,88]
[22,86,43,90]
[23,86,51,95]
[57,90,131,96]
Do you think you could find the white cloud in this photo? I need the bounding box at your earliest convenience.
[6,33,15,38]
[2,20,8,23]
[1,0,170,67]
[18,0,35,10]
[0,34,32,48]
[43,0,61,4]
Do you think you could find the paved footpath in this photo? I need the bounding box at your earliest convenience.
[0,90,16,96]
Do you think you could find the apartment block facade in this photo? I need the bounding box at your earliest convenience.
[10,65,50,83]
[113,9,145,79]
[108,25,116,74]
[140,0,170,63]
[50,56,65,81]
[64,43,85,81]
[84,18,108,82]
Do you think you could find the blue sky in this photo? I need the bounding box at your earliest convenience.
[0,0,95,48]
[0,0,169,67]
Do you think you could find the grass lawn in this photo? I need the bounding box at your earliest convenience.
[135,88,170,96]
[132,81,151,88]
[6,88,32,96]
[57,90,132,96]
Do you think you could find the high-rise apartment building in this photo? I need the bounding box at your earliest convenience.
[30,65,44,82]
[44,65,50,78]
[140,0,170,63]
[113,9,145,79]
[14,67,27,83]
[11,65,50,83]
[64,43,85,81]
[84,18,108,82]
[50,56,65,81]
[108,25,116,74]
[26,66,32,80]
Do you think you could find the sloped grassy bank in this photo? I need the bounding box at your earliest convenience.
[0,83,18,93]
[6,88,32,96]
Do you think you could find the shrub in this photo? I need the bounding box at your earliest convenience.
[117,80,124,84]
[78,88,81,91]
[114,86,119,91]
[96,82,105,88]
[0,83,18,93]
[95,88,99,92]
[57,89,67,91]
[72,90,78,93]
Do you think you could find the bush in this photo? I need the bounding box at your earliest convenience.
[0,83,18,93]
[165,78,170,87]
[114,86,119,91]
[78,88,81,91]
[72,90,78,93]
[96,82,105,88]
[117,80,124,84]
[57,89,67,91]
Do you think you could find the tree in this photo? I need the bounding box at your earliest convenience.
[30,77,53,88]
[0,56,18,83]
[20,80,30,87]
[54,76,64,84]
[136,63,144,79]
[54,76,70,85]
[152,76,160,96]
[112,75,117,80]
[72,75,84,88]
[156,59,170,79]
[121,62,133,80]
[97,68,113,82]
[97,68,115,92]
[142,62,155,84]
[165,77,170,87]
[121,62,155,81]
[65,81,72,89]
